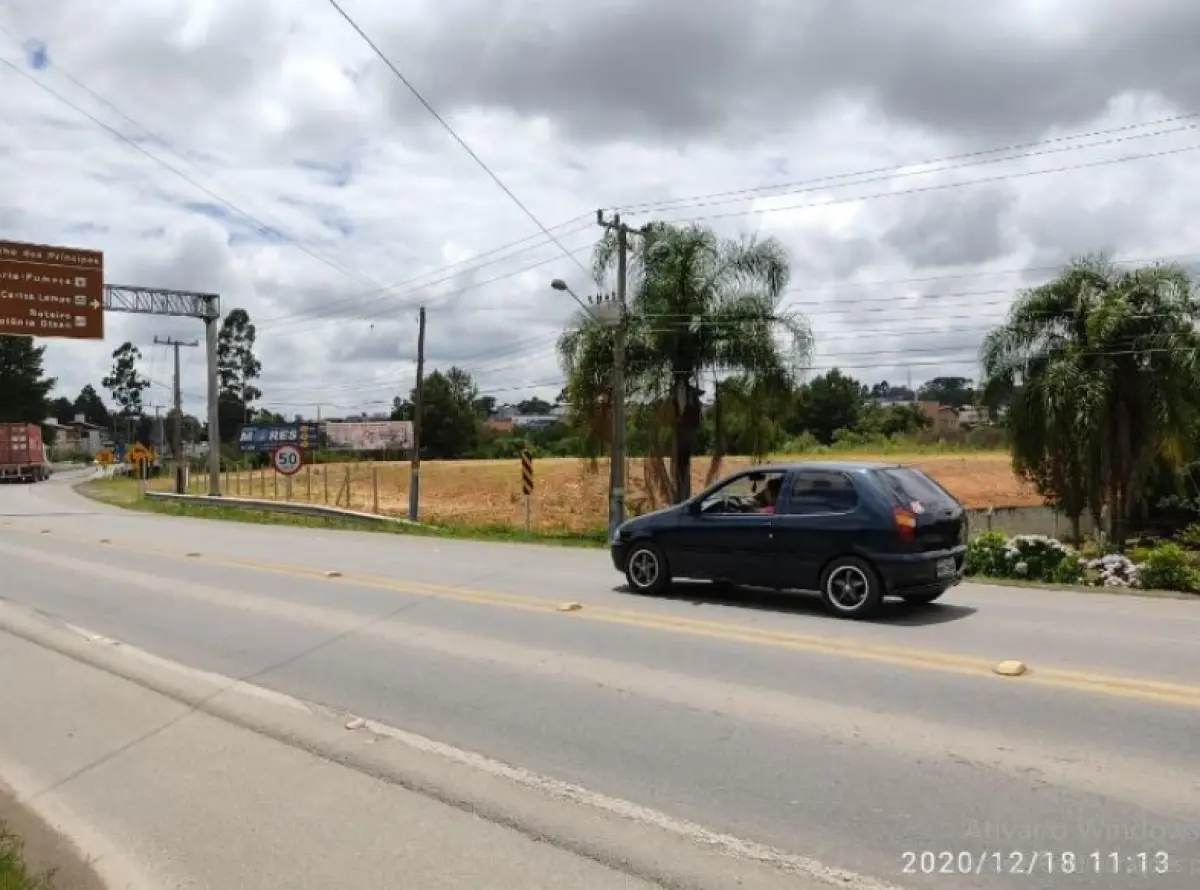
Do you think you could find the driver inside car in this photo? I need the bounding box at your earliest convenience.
[753,476,782,513]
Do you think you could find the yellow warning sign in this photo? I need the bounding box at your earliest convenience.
[95,448,114,466]
[126,443,153,465]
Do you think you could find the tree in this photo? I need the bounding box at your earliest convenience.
[396,366,479,459]
[0,336,56,423]
[517,397,553,415]
[217,308,262,439]
[71,384,111,427]
[473,395,497,419]
[792,368,865,444]
[102,341,150,418]
[50,396,75,424]
[559,221,811,503]
[869,380,916,402]
[918,376,975,408]
[982,255,1200,547]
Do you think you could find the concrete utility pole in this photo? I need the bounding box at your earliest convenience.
[203,308,221,496]
[155,336,199,494]
[595,210,645,540]
[408,306,426,522]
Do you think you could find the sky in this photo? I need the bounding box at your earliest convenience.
[2,0,1200,420]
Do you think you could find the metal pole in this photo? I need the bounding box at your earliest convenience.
[172,343,183,492]
[204,308,221,495]
[408,306,426,521]
[609,220,628,541]
[155,336,198,494]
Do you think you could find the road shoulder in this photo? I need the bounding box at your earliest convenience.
[0,601,865,890]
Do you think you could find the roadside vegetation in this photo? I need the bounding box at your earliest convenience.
[76,477,607,548]
[0,827,54,890]
[966,531,1200,594]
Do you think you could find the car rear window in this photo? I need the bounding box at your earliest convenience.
[877,468,959,512]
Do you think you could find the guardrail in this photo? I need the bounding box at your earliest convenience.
[143,491,420,527]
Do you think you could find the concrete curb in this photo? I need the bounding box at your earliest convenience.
[143,491,421,528]
[0,781,110,890]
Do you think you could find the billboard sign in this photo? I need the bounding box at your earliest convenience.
[0,240,105,339]
[324,421,413,452]
[237,422,321,453]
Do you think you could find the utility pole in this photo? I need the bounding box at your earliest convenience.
[408,306,426,521]
[146,405,166,459]
[155,336,199,494]
[596,210,645,539]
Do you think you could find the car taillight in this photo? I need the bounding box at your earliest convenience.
[892,507,917,541]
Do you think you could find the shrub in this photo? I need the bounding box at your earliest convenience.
[965,531,1009,577]
[1084,553,1140,588]
[1175,522,1200,550]
[1136,542,1198,593]
[1003,534,1085,584]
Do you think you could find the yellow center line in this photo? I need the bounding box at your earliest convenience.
[8,524,1200,708]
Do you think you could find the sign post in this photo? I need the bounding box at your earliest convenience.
[521,449,534,532]
[0,240,105,339]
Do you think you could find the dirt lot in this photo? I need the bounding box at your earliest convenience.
[199,452,1039,532]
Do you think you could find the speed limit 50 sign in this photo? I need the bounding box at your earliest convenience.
[272,444,302,476]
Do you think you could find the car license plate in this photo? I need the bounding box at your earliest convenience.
[936,558,955,579]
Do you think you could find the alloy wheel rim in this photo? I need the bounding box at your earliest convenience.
[629,549,659,588]
[827,565,870,610]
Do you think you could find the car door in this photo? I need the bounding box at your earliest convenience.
[772,469,863,590]
[674,470,782,586]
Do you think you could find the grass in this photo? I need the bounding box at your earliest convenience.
[76,478,608,548]
[164,450,1037,534]
[0,828,53,890]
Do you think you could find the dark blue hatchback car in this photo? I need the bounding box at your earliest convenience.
[609,461,968,619]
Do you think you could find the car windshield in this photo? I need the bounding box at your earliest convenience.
[878,467,958,512]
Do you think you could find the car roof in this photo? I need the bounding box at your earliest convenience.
[742,460,906,474]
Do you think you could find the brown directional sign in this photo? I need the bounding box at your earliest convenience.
[0,239,105,339]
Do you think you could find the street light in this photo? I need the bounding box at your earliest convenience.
[549,278,627,541]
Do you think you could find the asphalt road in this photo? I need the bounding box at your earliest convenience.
[2,474,1200,889]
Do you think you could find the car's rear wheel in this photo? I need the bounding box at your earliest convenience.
[819,557,883,619]
[625,542,670,595]
[901,589,946,605]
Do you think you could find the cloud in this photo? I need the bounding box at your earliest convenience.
[1,0,1198,419]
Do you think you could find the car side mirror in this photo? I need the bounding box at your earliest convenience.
[687,500,702,515]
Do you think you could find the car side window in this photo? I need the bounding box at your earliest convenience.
[783,471,859,515]
[699,471,787,514]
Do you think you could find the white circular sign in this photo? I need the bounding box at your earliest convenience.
[273,444,302,476]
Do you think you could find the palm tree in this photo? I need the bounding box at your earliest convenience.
[558,222,812,504]
[982,255,1200,548]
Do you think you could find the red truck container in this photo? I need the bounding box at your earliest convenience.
[0,422,48,482]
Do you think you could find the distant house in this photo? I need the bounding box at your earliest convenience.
[485,418,515,434]
[511,415,559,430]
[917,401,960,434]
[957,405,991,426]
[44,414,108,455]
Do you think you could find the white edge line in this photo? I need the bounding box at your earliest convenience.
[59,616,903,890]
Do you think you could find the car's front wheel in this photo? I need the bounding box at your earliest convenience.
[901,589,946,605]
[819,557,883,619]
[625,542,670,595]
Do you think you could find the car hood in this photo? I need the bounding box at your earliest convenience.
[616,503,684,536]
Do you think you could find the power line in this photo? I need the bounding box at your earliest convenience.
[0,48,388,292]
[0,22,601,329]
[323,0,597,318]
[609,113,1200,214]
[658,143,1200,226]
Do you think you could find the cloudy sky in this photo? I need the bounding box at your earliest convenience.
[3,0,1200,420]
